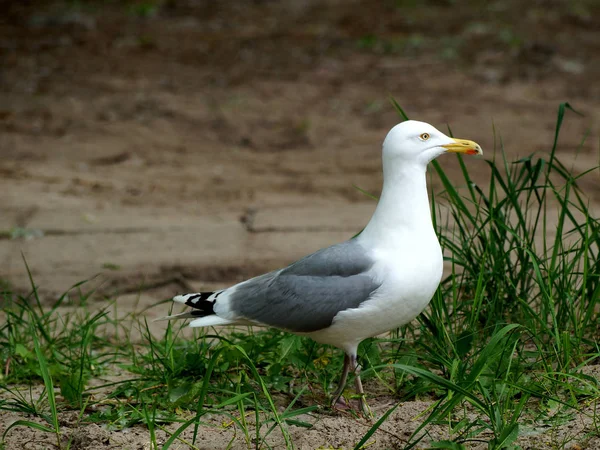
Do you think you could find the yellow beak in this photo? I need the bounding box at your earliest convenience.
[442,138,483,156]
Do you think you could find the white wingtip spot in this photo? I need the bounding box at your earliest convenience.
[173,294,189,304]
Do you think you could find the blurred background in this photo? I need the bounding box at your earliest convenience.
[1,0,598,303]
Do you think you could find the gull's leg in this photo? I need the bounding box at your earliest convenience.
[351,354,372,418]
[330,353,351,407]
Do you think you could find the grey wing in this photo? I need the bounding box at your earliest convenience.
[230,240,381,333]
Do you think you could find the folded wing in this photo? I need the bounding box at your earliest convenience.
[229,240,381,332]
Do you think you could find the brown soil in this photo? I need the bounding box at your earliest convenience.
[1,0,599,448]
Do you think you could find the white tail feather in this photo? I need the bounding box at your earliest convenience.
[189,316,235,327]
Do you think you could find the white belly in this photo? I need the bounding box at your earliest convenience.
[306,235,443,353]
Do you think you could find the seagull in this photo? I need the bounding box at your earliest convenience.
[159,120,482,414]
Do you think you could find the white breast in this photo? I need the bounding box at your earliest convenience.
[307,231,443,353]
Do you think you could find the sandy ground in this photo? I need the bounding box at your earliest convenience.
[2,391,600,449]
[1,0,600,448]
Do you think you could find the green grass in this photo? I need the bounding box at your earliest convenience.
[1,103,599,449]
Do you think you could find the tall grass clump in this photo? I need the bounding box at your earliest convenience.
[0,274,120,448]
[374,102,600,448]
[431,103,598,364]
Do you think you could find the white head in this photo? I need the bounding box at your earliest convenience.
[383,120,482,168]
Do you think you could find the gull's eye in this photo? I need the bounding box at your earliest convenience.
[419,133,430,141]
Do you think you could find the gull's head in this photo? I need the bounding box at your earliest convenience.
[383,120,482,167]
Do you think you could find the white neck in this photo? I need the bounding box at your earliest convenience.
[358,161,435,246]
